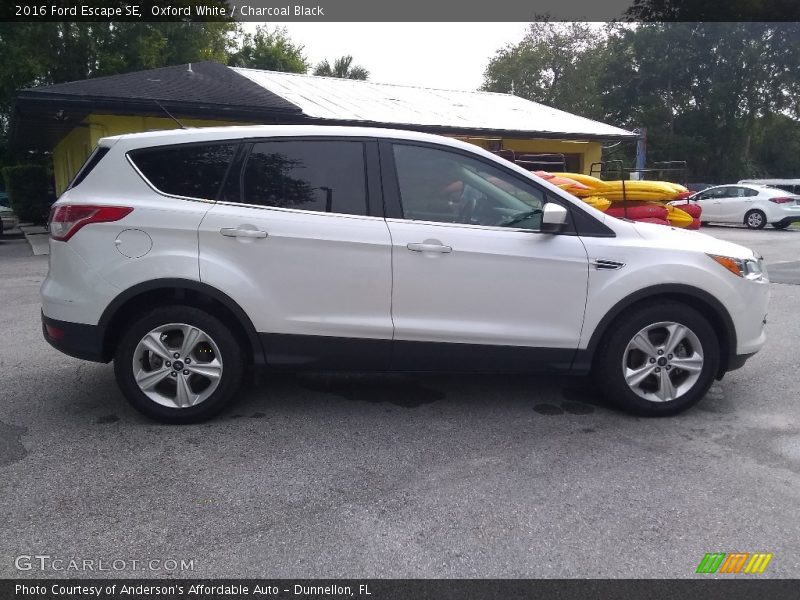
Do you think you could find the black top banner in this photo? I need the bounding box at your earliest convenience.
[2,0,800,22]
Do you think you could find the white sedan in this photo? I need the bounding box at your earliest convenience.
[678,183,800,229]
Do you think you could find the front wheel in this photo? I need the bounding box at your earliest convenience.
[114,306,245,423]
[596,302,720,416]
[744,210,766,229]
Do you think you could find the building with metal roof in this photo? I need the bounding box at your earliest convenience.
[10,61,636,193]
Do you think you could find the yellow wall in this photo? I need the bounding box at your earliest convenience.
[53,113,605,193]
[502,138,602,174]
[53,114,245,193]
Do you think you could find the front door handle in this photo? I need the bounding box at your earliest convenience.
[220,227,268,239]
[407,242,452,253]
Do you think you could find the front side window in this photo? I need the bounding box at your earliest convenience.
[698,187,728,200]
[129,143,237,200]
[392,144,546,230]
[718,186,743,198]
[240,140,367,216]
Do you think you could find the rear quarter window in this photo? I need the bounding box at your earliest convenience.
[68,146,110,190]
[128,142,238,200]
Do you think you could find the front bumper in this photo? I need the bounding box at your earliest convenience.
[42,312,108,363]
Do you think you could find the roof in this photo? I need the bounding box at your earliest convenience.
[232,68,635,140]
[11,61,635,151]
[10,62,302,151]
[20,62,298,112]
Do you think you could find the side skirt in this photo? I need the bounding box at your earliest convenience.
[259,333,578,373]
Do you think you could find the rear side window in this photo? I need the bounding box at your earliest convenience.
[68,146,110,190]
[240,140,367,216]
[129,143,237,200]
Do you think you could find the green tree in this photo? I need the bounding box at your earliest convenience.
[598,23,800,181]
[227,26,309,73]
[751,114,800,177]
[483,21,800,182]
[0,21,238,154]
[313,55,369,80]
[481,22,616,121]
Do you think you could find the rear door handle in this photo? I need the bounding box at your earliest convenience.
[220,227,268,239]
[406,242,452,253]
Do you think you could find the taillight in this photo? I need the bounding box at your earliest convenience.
[768,197,794,204]
[49,205,133,241]
[45,323,65,340]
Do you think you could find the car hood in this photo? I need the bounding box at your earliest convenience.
[628,220,757,260]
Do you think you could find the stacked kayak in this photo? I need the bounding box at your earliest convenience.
[534,171,701,229]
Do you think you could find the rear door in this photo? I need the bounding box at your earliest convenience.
[381,141,589,371]
[198,137,393,369]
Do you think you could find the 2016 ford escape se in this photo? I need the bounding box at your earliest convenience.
[41,126,769,423]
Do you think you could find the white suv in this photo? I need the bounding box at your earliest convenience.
[42,126,769,423]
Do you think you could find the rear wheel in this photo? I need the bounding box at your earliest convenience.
[744,210,766,229]
[596,302,720,416]
[114,305,245,423]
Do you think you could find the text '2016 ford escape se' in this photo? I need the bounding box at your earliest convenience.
[42,126,769,423]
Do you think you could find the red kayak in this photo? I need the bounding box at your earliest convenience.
[606,205,668,220]
[687,217,701,230]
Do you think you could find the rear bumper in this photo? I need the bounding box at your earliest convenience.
[42,312,108,363]
[727,352,755,372]
[775,216,800,226]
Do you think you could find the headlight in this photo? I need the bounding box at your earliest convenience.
[708,254,767,281]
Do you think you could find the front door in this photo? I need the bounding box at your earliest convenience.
[381,141,589,371]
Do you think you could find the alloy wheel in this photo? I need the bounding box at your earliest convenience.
[621,321,704,403]
[132,323,223,409]
[746,212,764,228]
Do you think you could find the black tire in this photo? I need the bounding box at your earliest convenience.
[595,302,720,416]
[772,222,791,230]
[114,305,245,423]
[744,210,766,229]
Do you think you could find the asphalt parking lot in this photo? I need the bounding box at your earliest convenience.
[1,225,798,579]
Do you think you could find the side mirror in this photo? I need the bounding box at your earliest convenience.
[540,203,568,233]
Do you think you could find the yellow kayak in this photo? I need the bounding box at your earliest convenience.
[580,196,611,212]
[552,172,607,189]
[599,180,682,196]
[591,191,680,202]
[665,205,693,227]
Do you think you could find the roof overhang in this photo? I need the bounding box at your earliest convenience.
[10,92,303,151]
